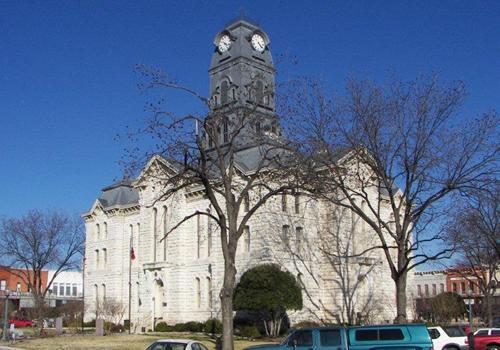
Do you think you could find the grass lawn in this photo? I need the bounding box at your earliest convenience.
[9,332,277,350]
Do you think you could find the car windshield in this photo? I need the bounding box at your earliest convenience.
[443,327,466,337]
[147,342,188,350]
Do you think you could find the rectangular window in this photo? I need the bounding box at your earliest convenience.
[443,326,466,337]
[379,329,404,340]
[66,284,71,296]
[356,329,378,341]
[425,284,429,296]
[440,283,445,293]
[432,284,437,296]
[461,282,466,294]
[281,193,287,212]
[288,330,313,346]
[16,282,21,292]
[320,330,341,346]
[417,285,422,296]
[59,284,64,296]
[296,227,304,253]
[52,283,58,295]
[282,225,290,246]
[0,280,6,291]
[207,215,212,257]
[452,282,457,293]
[294,194,300,214]
[72,284,77,296]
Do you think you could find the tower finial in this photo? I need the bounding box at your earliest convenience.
[239,7,246,20]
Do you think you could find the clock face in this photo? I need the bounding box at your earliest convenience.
[218,34,231,53]
[251,33,265,52]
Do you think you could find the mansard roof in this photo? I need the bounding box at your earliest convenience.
[97,179,139,209]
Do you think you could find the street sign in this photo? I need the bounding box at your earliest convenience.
[465,299,475,305]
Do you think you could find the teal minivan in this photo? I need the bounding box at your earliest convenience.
[245,324,433,350]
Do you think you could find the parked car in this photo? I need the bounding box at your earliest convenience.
[474,329,500,336]
[244,324,433,350]
[8,317,34,328]
[428,326,468,350]
[468,328,500,350]
[145,339,210,350]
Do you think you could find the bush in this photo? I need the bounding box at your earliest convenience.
[239,325,260,338]
[203,318,223,334]
[155,322,174,332]
[109,323,125,333]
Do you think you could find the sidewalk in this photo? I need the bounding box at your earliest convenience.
[0,346,25,350]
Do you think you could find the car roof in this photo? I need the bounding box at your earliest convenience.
[155,339,196,344]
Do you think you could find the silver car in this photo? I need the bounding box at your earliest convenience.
[146,339,210,350]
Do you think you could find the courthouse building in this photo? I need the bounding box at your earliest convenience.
[83,17,401,331]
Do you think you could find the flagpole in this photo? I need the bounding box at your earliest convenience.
[128,235,132,334]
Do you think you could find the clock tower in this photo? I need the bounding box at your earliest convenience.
[207,16,280,150]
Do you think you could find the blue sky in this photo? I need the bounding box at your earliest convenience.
[1,1,499,217]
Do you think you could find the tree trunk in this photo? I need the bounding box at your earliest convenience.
[485,293,493,327]
[220,260,236,350]
[394,272,408,323]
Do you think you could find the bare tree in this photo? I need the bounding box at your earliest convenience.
[283,76,499,322]
[125,66,303,350]
[97,298,127,331]
[263,198,386,325]
[446,188,499,326]
[0,210,84,334]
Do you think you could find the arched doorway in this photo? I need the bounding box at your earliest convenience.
[152,279,164,330]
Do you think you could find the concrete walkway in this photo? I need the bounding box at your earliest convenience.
[0,345,26,350]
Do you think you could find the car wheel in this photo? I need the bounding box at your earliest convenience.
[444,346,459,350]
[487,345,500,350]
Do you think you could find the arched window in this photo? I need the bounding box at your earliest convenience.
[103,222,108,239]
[137,223,141,261]
[223,118,229,143]
[361,201,367,236]
[102,248,107,267]
[95,249,100,269]
[243,193,249,212]
[195,278,201,309]
[102,284,106,301]
[221,80,229,105]
[162,206,168,261]
[152,208,158,262]
[94,284,98,305]
[207,277,213,309]
[207,209,212,257]
[255,80,264,103]
[244,226,250,252]
[96,223,100,241]
[196,214,201,259]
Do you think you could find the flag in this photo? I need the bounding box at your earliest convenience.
[130,247,136,260]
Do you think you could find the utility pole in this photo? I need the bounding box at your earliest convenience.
[467,289,474,331]
[2,291,10,341]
